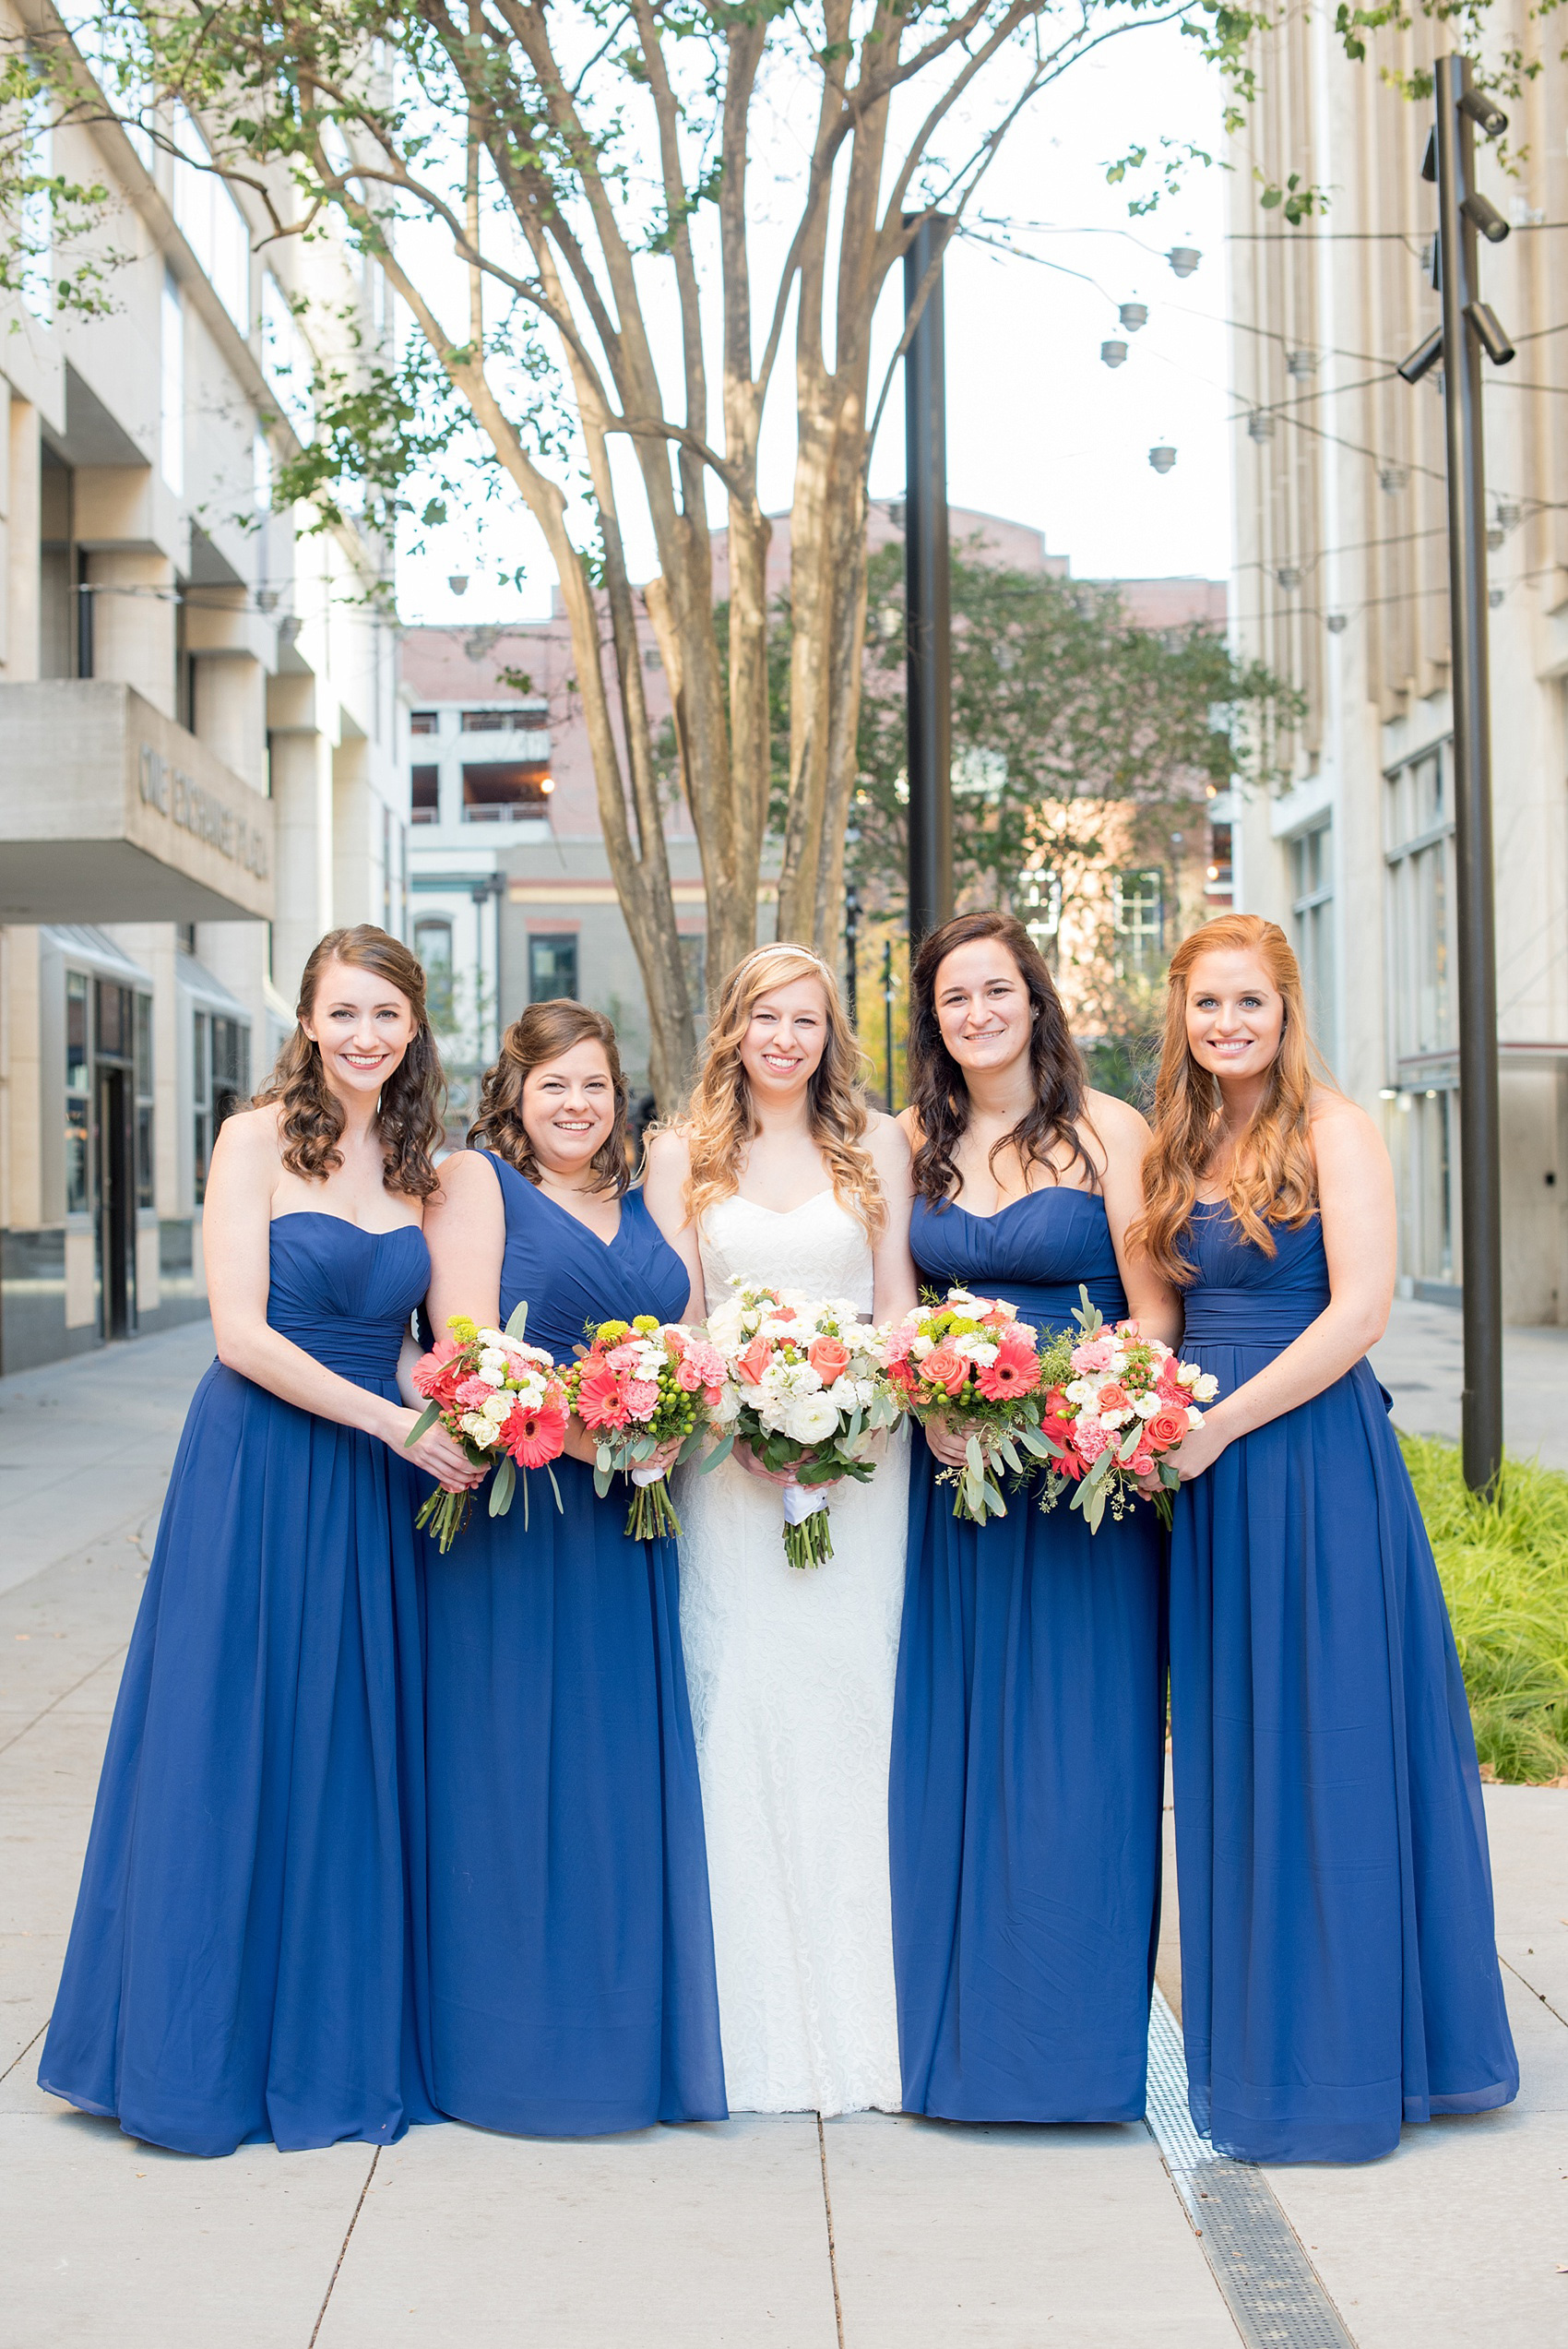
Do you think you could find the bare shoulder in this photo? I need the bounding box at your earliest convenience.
[210,1101,284,1174]
[1084,1086,1153,1149]
[643,1126,692,1177]
[1311,1090,1386,1174]
[896,1105,923,1152]
[431,1145,503,1207]
[865,1107,911,1172]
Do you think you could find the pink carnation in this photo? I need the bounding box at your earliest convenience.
[456,1374,495,1407]
[605,1342,644,1375]
[1073,1419,1111,1465]
[624,1378,661,1422]
[1070,1338,1114,1375]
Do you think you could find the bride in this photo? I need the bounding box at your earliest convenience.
[645,944,917,2116]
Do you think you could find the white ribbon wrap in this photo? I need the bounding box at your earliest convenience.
[782,1485,830,1524]
[631,1464,667,1488]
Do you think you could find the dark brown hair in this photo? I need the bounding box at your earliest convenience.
[1128,913,1328,1284]
[469,999,631,1196]
[253,925,445,1198]
[907,910,1099,1204]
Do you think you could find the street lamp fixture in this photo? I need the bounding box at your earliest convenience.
[1247,411,1276,441]
[1148,445,1177,474]
[1167,246,1201,277]
[1101,340,1129,368]
[1326,612,1348,634]
[1119,302,1148,331]
[447,574,469,596]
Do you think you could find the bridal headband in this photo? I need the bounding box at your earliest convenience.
[730,942,838,985]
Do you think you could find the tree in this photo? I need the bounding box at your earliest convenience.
[849,539,1299,1080]
[2,0,1284,1103]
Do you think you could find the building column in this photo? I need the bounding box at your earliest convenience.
[5,391,39,682]
[88,548,177,716]
[267,725,335,1011]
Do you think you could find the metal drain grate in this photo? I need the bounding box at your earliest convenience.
[1145,1992,1360,2349]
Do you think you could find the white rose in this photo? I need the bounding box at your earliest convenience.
[910,1333,935,1360]
[712,1384,742,1425]
[1098,1406,1134,1430]
[1192,1374,1219,1402]
[784,1390,842,1445]
[1187,1403,1206,1427]
[954,1336,999,1365]
[481,1389,511,1422]
[459,1410,496,1445]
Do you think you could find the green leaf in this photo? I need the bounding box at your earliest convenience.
[699,1429,736,1473]
[504,1297,529,1339]
[404,1400,441,1448]
[966,1433,985,1478]
[593,1461,612,1499]
[489,1454,517,1518]
[545,1462,564,1514]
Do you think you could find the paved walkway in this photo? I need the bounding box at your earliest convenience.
[2,1318,1564,2347]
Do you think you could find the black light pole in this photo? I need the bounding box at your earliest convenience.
[1397,55,1514,1494]
[883,937,896,1113]
[844,883,861,1030]
[904,212,953,949]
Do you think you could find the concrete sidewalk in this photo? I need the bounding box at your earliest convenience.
[2,1319,1564,2348]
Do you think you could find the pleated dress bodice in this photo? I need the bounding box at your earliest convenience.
[266,1211,429,1389]
[481,1151,692,1356]
[909,1185,1127,1331]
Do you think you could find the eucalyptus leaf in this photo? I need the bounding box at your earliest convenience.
[700,1429,736,1474]
[504,1297,529,1340]
[405,1400,441,1448]
[593,1462,612,1499]
[489,1453,516,1519]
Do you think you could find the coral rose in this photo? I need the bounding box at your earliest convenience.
[1146,1403,1193,1451]
[674,1355,705,1392]
[1095,1381,1133,1415]
[807,1335,851,1384]
[920,1342,969,1397]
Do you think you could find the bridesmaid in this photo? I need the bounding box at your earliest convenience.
[1143,913,1518,2163]
[417,999,726,2135]
[39,926,478,2155]
[890,910,1178,2121]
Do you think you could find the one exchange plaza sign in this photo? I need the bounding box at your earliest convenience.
[138,744,270,882]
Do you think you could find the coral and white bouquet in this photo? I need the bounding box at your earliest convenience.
[883,1289,1055,1525]
[564,1317,728,1540]
[407,1305,568,1551]
[1034,1288,1219,1532]
[700,1279,904,1568]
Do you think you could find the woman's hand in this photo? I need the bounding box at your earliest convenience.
[562,1415,600,1468]
[389,1406,485,1493]
[737,1439,801,1489]
[924,1414,981,1470]
[1169,1412,1230,1483]
[645,1433,684,1476]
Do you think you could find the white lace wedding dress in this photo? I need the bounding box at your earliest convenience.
[674,1189,909,2116]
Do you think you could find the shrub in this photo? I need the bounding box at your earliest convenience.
[1402,1434,1568,1784]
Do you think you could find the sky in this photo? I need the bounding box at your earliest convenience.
[395,17,1233,628]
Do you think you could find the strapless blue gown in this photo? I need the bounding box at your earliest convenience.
[1170,1205,1518,2163]
[890,1188,1166,2121]
[419,1153,726,2135]
[39,1214,440,2156]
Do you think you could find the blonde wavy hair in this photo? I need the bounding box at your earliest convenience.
[1130,913,1333,1286]
[682,944,885,1238]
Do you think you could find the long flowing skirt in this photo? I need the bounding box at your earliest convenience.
[1169,1351,1518,2163]
[891,1450,1166,2121]
[421,1456,726,2135]
[39,1362,438,2156]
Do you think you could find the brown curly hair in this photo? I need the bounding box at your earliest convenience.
[1128,913,1330,1285]
[252,926,445,1198]
[682,945,885,1238]
[469,999,631,1196]
[906,911,1099,1204]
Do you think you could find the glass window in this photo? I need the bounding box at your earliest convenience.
[1206,820,1233,897]
[1289,819,1335,1051]
[411,763,439,823]
[193,1009,211,1204]
[65,971,90,1216]
[529,935,578,1002]
[462,761,553,821]
[135,993,155,1211]
[410,710,439,736]
[1385,745,1455,1065]
[1113,869,1163,976]
[460,708,546,733]
[96,979,132,1061]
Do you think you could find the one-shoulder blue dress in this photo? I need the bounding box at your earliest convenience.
[1170,1204,1518,2164]
[419,1152,726,2135]
[890,1188,1166,2121]
[39,1214,440,2156]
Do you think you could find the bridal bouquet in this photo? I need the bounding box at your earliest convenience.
[1035,1287,1219,1532]
[407,1305,568,1551]
[701,1280,903,1568]
[883,1289,1054,1526]
[564,1317,728,1540]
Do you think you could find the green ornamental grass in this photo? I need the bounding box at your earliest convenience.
[1401,1435,1568,1784]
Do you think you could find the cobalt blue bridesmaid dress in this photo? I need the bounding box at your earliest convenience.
[1169,1204,1518,2163]
[39,1214,440,2155]
[419,1152,726,2135]
[890,1187,1166,2121]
